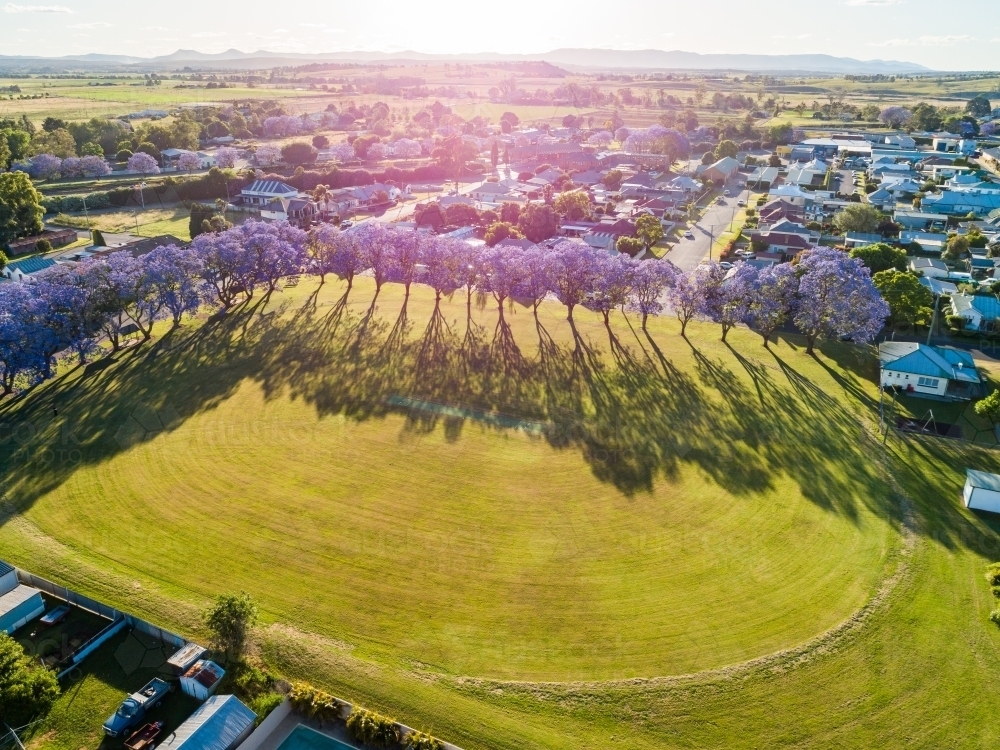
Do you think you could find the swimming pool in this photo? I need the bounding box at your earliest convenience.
[276,725,360,750]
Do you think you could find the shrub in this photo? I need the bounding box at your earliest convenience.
[346,707,399,748]
[35,239,52,254]
[248,692,285,724]
[985,563,1000,597]
[945,314,966,331]
[289,682,343,725]
[991,607,1000,627]
[116,149,133,162]
[202,591,258,660]
[403,730,444,750]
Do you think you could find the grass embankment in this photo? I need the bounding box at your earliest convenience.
[0,279,999,748]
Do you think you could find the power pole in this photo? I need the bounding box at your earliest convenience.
[927,296,938,346]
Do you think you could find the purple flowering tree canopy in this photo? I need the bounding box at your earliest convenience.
[215,147,238,169]
[745,263,798,347]
[127,152,160,174]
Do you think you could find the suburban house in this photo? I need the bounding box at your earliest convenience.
[879,342,981,400]
[909,257,949,278]
[918,276,959,296]
[950,292,1000,330]
[1,256,57,282]
[922,190,1000,217]
[161,149,216,169]
[702,156,740,184]
[786,158,828,187]
[470,182,515,203]
[843,232,884,248]
[260,196,318,228]
[750,230,812,255]
[240,179,299,207]
[769,184,810,205]
[746,166,779,188]
[893,209,950,230]
[759,199,805,224]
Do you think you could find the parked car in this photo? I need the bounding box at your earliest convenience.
[684,231,695,240]
[104,679,170,738]
[717,197,726,205]
[339,220,353,229]
[737,200,746,207]
[723,189,731,196]
[719,261,734,270]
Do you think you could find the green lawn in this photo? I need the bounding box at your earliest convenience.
[2,279,1000,748]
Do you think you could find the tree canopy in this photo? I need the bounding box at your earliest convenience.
[872,269,933,325]
[0,171,44,244]
[848,243,907,274]
[203,591,259,659]
[0,633,60,727]
[833,204,883,234]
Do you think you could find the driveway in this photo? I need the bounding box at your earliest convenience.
[665,182,750,271]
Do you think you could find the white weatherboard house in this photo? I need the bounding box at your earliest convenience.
[240,179,298,207]
[878,342,981,400]
[964,470,1000,513]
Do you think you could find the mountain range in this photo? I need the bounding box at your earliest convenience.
[0,48,930,74]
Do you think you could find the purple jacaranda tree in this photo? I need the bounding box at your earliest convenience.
[0,284,47,396]
[628,259,675,331]
[215,147,238,169]
[255,145,281,167]
[366,142,388,161]
[418,236,463,309]
[143,244,204,327]
[76,253,141,351]
[587,131,613,148]
[793,247,890,354]
[548,242,600,324]
[328,143,356,163]
[666,267,702,337]
[328,227,370,296]
[231,220,307,297]
[478,244,527,326]
[745,263,798,348]
[513,246,555,319]
[127,152,160,174]
[80,154,111,178]
[29,154,62,180]
[32,267,97,370]
[392,139,421,159]
[355,223,397,308]
[60,157,83,178]
[879,106,913,129]
[193,227,255,309]
[177,151,202,174]
[615,127,631,143]
[583,252,637,331]
[384,229,422,310]
[707,262,755,343]
[262,115,303,138]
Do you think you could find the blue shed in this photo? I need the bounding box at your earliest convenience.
[157,695,257,750]
[0,585,45,634]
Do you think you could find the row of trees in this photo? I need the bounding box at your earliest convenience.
[0,221,889,397]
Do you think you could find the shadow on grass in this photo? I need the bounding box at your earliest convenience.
[0,284,925,538]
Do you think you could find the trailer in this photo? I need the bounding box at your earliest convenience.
[125,721,164,750]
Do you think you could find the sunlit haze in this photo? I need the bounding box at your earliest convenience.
[4,0,1000,70]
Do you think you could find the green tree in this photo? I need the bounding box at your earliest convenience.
[635,213,664,250]
[848,242,907,274]
[0,136,9,170]
[943,233,970,261]
[911,102,942,132]
[601,169,623,190]
[768,153,782,168]
[312,134,329,149]
[975,390,1000,425]
[189,203,217,239]
[29,128,77,158]
[281,142,318,165]
[616,235,645,256]
[2,129,31,164]
[42,116,67,132]
[966,95,992,118]
[0,172,44,244]
[203,591,259,660]
[516,203,558,243]
[137,141,161,161]
[872,270,933,325]
[0,633,61,727]
[484,221,523,246]
[0,249,8,269]
[553,191,591,221]
[861,104,881,122]
[833,203,883,234]
[714,139,738,160]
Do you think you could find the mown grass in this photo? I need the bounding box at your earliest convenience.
[0,278,998,748]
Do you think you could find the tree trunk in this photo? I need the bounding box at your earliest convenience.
[721,324,729,343]
[567,303,575,323]
[641,312,648,331]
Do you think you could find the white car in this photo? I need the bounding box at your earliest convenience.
[723,189,731,196]
[737,200,746,207]
[684,231,695,240]
[719,261,734,270]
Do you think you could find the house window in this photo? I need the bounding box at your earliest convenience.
[917,377,940,388]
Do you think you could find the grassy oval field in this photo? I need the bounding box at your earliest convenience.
[2,277,900,682]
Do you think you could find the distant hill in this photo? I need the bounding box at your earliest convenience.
[0,48,930,75]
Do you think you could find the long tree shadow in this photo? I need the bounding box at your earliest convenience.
[0,281,926,537]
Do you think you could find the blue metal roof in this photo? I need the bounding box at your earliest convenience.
[0,560,13,577]
[243,180,296,195]
[8,256,56,274]
[158,695,255,750]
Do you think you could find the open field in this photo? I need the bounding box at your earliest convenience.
[50,206,193,240]
[1,279,1000,748]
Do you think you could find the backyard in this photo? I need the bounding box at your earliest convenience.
[0,278,999,748]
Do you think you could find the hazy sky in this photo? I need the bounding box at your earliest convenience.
[3,0,998,70]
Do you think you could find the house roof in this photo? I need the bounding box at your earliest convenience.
[951,292,1000,322]
[0,560,13,577]
[156,695,256,750]
[918,276,958,296]
[242,179,297,196]
[966,469,1000,492]
[879,342,979,383]
[757,231,811,249]
[910,257,947,271]
[759,199,804,222]
[706,156,739,175]
[7,256,57,275]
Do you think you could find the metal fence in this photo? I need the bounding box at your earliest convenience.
[16,570,120,621]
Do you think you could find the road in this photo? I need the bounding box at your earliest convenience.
[665,181,750,271]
